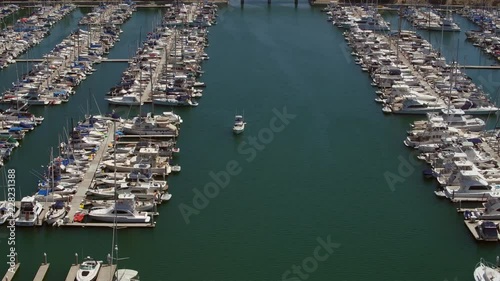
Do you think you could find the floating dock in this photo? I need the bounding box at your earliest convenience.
[33,263,50,281]
[464,220,500,241]
[15,58,130,63]
[62,125,114,225]
[2,263,19,281]
[65,263,116,281]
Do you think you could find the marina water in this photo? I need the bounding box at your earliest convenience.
[1,2,500,280]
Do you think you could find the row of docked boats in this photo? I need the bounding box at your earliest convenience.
[459,7,500,32]
[78,2,135,26]
[106,3,214,107]
[0,103,44,165]
[465,29,500,61]
[342,27,498,115]
[1,24,123,105]
[0,110,181,227]
[459,7,500,62]
[323,1,500,244]
[0,4,19,20]
[403,6,460,32]
[327,4,390,31]
[0,4,76,69]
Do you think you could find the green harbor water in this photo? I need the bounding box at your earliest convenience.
[0,2,500,280]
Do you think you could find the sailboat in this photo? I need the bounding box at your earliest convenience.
[474,258,500,281]
[233,114,245,134]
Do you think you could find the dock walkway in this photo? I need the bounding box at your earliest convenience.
[33,263,49,281]
[63,124,114,224]
[15,59,130,63]
[2,263,19,281]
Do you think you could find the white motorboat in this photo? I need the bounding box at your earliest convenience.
[88,194,151,223]
[171,165,181,173]
[474,258,500,281]
[382,106,392,114]
[121,116,179,136]
[161,111,183,124]
[392,98,446,115]
[443,170,500,202]
[44,201,67,225]
[15,196,43,226]
[233,115,245,134]
[106,94,143,106]
[76,257,102,281]
[414,108,485,132]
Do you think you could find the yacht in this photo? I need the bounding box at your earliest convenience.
[152,95,198,107]
[121,115,179,137]
[76,257,101,281]
[15,196,43,226]
[440,170,500,202]
[106,94,143,106]
[88,194,151,223]
[404,122,459,148]
[414,108,485,132]
[474,258,500,281]
[233,115,245,134]
[392,98,446,115]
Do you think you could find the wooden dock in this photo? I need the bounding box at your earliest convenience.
[464,220,500,241]
[96,264,117,281]
[63,125,114,225]
[2,263,20,281]
[461,65,500,70]
[64,264,79,281]
[15,59,130,63]
[62,222,155,228]
[33,264,49,281]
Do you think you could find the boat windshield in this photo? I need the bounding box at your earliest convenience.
[80,264,95,270]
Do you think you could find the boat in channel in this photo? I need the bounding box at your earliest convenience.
[233,114,245,134]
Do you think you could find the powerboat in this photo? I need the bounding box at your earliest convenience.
[15,196,43,226]
[106,94,143,106]
[87,194,151,223]
[76,256,101,281]
[233,115,245,134]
